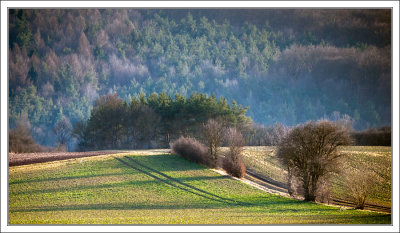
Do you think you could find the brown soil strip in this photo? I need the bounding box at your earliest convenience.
[9,151,124,167]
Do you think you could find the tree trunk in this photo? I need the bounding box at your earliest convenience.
[287,167,294,196]
[303,175,316,202]
[309,175,319,202]
[304,193,316,202]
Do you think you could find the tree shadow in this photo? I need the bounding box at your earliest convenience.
[9,172,127,185]
[122,156,250,206]
[9,175,228,196]
[115,156,249,206]
[128,154,205,171]
[11,153,372,218]
[10,202,228,213]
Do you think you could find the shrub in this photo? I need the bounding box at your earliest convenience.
[170,136,212,167]
[9,124,43,153]
[222,156,246,178]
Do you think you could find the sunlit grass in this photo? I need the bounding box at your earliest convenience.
[9,150,390,224]
[242,146,392,207]
[333,146,391,207]
[240,146,287,184]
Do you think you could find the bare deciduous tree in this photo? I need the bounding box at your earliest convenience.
[225,127,245,163]
[344,166,377,209]
[54,116,72,150]
[276,120,352,202]
[266,123,290,146]
[223,127,246,178]
[9,114,42,153]
[202,119,224,168]
[329,111,354,132]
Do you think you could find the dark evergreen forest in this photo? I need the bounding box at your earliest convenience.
[9,9,391,149]
[74,92,250,150]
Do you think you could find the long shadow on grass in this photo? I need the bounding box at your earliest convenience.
[123,156,250,206]
[126,154,205,171]
[10,176,228,196]
[11,201,386,217]
[9,172,127,185]
[9,202,228,213]
[116,157,251,206]
[9,180,149,196]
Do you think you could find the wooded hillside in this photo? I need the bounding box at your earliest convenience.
[9,9,391,147]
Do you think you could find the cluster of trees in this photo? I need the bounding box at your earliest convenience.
[277,120,352,202]
[260,44,391,129]
[169,117,378,207]
[351,126,391,146]
[9,9,391,147]
[74,92,250,150]
[9,89,389,153]
[163,9,391,48]
[245,123,290,146]
[276,120,381,209]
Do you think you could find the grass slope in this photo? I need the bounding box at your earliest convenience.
[242,146,392,207]
[9,151,390,224]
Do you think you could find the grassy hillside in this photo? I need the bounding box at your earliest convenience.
[241,146,392,207]
[9,150,390,224]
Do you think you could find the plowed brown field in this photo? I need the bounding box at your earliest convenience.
[9,151,124,166]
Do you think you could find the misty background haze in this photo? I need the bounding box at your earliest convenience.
[8,9,391,149]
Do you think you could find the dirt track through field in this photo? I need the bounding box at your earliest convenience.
[244,169,392,214]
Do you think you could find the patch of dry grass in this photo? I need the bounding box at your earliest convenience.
[241,146,392,207]
[240,146,287,184]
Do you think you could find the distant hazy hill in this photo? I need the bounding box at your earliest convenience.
[9,9,391,146]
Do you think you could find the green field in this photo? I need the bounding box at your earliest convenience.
[9,149,390,224]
